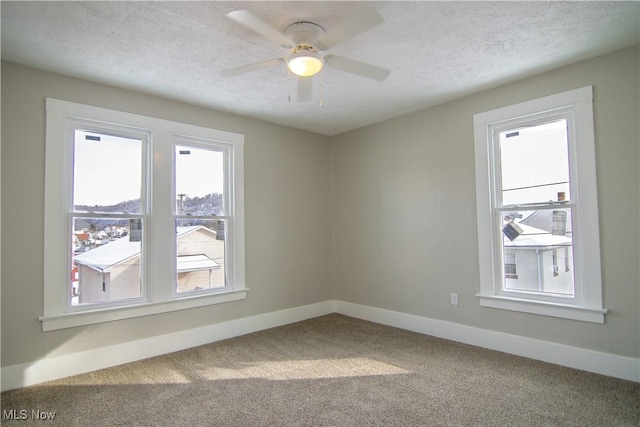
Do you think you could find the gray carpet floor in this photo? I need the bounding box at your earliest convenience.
[2,314,639,426]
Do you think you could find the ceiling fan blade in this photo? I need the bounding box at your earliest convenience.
[317,8,384,50]
[220,58,285,78]
[296,76,313,102]
[324,55,390,81]
[227,10,294,48]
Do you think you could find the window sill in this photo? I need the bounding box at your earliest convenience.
[39,289,248,331]
[476,293,606,324]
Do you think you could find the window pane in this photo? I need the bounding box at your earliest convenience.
[504,252,518,279]
[175,145,225,215]
[501,209,574,296]
[176,218,226,293]
[499,120,570,206]
[73,130,142,213]
[72,217,142,305]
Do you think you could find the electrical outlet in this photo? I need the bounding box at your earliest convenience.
[450,293,459,306]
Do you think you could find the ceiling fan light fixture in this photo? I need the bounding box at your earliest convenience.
[287,47,323,77]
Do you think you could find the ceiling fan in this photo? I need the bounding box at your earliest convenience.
[221,8,391,102]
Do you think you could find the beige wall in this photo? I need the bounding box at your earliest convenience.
[1,61,333,366]
[331,46,640,358]
[2,45,638,370]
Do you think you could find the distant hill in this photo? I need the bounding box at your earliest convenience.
[75,193,223,231]
[180,193,224,216]
[76,198,141,214]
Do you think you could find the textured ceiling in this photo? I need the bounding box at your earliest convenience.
[2,1,639,136]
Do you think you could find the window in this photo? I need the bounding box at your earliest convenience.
[504,252,518,280]
[43,98,245,331]
[473,86,606,323]
[174,142,228,294]
[71,129,146,306]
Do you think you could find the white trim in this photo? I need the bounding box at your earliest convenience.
[334,301,639,382]
[3,301,636,391]
[2,301,335,391]
[473,86,605,321]
[39,289,249,332]
[477,293,606,323]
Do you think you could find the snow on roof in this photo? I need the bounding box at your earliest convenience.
[74,236,140,270]
[75,225,218,270]
[504,221,571,249]
[519,208,572,234]
[176,225,216,238]
[177,254,220,272]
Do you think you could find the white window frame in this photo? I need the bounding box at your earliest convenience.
[473,86,606,323]
[66,123,151,309]
[42,98,246,331]
[171,135,235,297]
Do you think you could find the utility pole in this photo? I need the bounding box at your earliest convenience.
[177,193,187,214]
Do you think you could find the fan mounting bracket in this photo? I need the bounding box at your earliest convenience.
[284,21,325,48]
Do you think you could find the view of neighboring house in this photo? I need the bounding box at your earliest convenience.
[73,225,224,304]
[503,209,573,295]
[176,225,225,291]
[73,226,129,253]
[73,232,92,253]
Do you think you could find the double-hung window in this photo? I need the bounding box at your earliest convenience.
[473,86,606,323]
[173,139,232,295]
[69,126,148,306]
[43,98,245,331]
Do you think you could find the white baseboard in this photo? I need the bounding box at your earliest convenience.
[3,299,638,391]
[1,300,335,392]
[334,301,640,383]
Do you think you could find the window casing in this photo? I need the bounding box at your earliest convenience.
[43,98,246,331]
[473,86,606,323]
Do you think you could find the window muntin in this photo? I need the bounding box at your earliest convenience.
[473,86,605,323]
